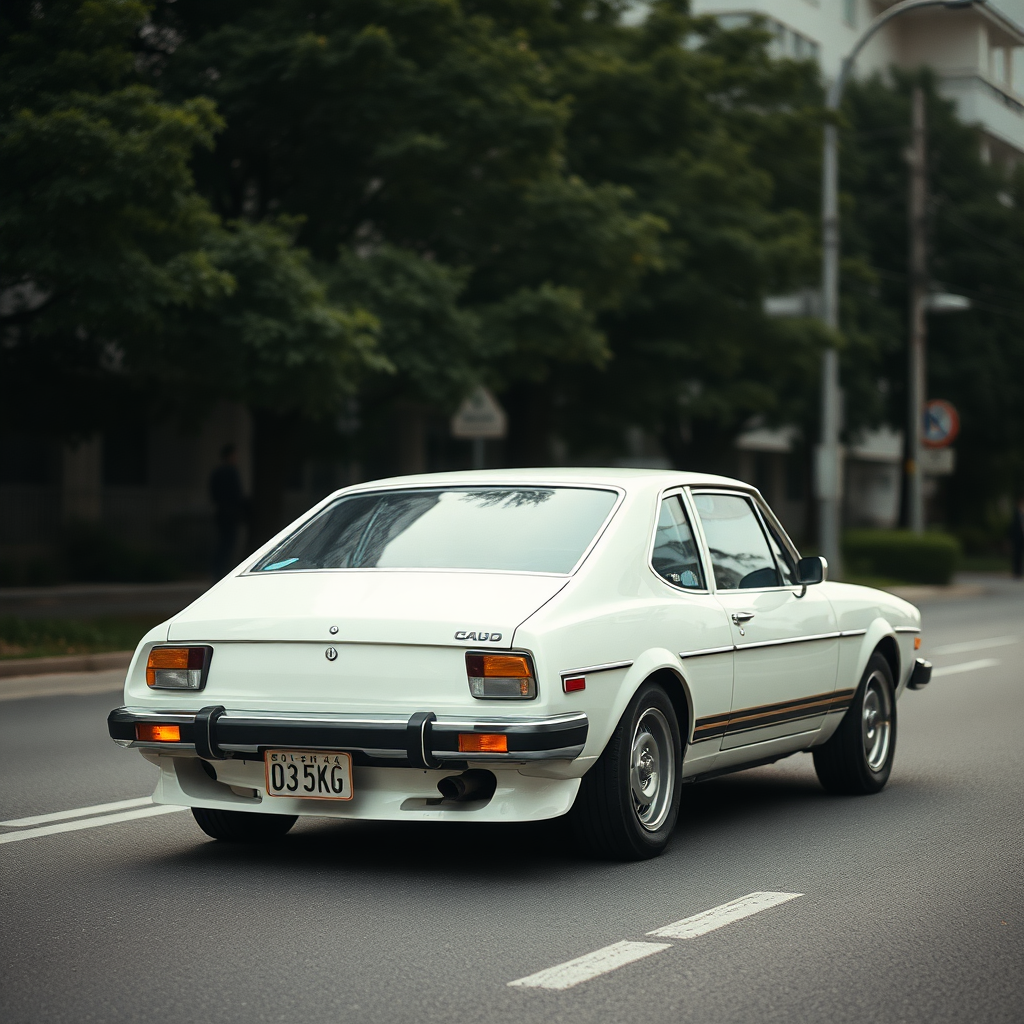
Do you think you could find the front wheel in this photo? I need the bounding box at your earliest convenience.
[569,682,682,860]
[813,652,897,795]
[192,806,297,843]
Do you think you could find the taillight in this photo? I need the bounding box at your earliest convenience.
[465,652,536,699]
[146,646,212,690]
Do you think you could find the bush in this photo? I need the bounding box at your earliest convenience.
[842,530,961,586]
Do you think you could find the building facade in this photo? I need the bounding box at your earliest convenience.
[690,0,1024,162]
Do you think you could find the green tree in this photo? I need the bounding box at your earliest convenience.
[508,3,829,476]
[1,1,383,543]
[146,0,661,474]
[0,0,225,435]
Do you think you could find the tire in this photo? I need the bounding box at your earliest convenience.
[191,806,297,843]
[813,652,897,795]
[569,682,682,861]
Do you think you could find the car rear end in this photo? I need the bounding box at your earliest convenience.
[107,479,621,823]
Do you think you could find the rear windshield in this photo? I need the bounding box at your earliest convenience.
[252,486,619,574]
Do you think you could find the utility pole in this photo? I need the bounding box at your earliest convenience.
[815,0,983,574]
[907,85,928,533]
[818,116,843,572]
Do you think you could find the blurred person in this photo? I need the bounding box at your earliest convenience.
[1011,497,1024,579]
[209,443,248,579]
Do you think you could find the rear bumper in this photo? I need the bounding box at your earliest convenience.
[108,705,589,767]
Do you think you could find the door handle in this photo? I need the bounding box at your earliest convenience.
[731,611,754,636]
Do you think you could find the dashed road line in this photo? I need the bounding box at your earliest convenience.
[508,940,672,990]
[932,658,1000,678]
[648,890,802,939]
[508,891,803,990]
[0,804,185,845]
[0,796,153,828]
[930,636,1016,657]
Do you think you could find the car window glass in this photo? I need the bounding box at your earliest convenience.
[651,496,704,589]
[692,493,780,590]
[252,487,618,574]
[762,513,798,586]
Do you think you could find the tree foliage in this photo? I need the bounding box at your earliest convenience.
[1,0,383,539]
[8,0,1021,549]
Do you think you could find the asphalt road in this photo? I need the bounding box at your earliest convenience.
[2,583,1022,1024]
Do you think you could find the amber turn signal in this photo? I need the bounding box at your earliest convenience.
[466,654,531,677]
[458,733,508,753]
[914,637,922,650]
[136,723,181,743]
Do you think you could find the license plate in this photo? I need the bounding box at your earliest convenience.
[264,750,353,801]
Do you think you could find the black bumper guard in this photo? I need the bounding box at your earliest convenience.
[108,706,589,767]
[907,658,932,691]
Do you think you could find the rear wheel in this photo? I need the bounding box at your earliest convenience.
[813,652,896,795]
[569,682,682,861]
[191,806,297,843]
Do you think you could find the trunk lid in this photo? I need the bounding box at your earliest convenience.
[167,569,567,647]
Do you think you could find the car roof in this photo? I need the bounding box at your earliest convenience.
[335,467,754,495]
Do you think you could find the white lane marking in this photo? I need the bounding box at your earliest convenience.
[0,804,185,845]
[931,636,1017,657]
[508,892,803,991]
[647,891,802,939]
[508,940,671,990]
[0,796,153,828]
[931,658,1000,678]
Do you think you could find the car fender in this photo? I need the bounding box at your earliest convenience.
[848,616,908,692]
[593,647,694,756]
[817,617,909,751]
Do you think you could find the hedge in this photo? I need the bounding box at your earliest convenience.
[842,530,961,586]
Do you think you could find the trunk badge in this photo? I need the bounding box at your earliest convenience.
[329,625,339,635]
[325,647,338,661]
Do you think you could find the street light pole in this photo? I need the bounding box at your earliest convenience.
[817,0,983,574]
[907,85,928,533]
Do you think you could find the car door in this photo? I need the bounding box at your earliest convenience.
[649,490,734,768]
[688,489,839,750]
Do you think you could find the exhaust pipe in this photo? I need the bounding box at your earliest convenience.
[437,769,497,803]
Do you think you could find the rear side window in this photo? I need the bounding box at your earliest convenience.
[692,492,780,590]
[651,495,704,589]
[252,486,618,574]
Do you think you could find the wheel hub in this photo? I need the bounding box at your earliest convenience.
[861,671,893,772]
[629,708,675,832]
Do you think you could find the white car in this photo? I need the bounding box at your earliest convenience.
[108,469,931,860]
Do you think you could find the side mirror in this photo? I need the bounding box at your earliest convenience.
[797,555,828,585]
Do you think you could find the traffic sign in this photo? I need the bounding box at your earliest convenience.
[922,399,959,449]
[450,386,507,439]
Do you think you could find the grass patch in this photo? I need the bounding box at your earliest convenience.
[0,615,164,660]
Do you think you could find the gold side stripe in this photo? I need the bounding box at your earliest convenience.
[694,689,857,737]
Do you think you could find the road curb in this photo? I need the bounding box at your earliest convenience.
[0,651,132,679]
